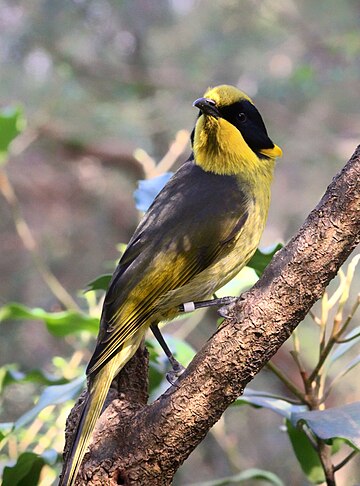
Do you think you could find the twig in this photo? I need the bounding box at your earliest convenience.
[266,361,307,404]
[134,129,190,179]
[317,440,336,486]
[0,169,79,311]
[333,450,358,472]
[308,259,360,384]
[307,337,334,388]
[289,348,308,386]
[309,309,321,326]
[153,129,190,176]
[335,294,360,343]
[319,292,329,353]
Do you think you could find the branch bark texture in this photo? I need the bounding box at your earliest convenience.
[65,146,360,485]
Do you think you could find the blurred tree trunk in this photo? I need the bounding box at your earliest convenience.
[62,146,360,485]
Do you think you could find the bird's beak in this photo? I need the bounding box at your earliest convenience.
[193,97,221,119]
[259,144,283,159]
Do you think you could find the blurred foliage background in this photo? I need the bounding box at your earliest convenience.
[0,0,359,484]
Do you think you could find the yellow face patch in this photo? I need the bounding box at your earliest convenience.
[193,84,280,176]
[193,116,259,175]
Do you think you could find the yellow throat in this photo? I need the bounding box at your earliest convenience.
[192,85,282,176]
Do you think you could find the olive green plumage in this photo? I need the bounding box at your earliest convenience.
[60,84,282,486]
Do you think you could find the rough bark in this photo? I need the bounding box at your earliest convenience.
[63,146,360,485]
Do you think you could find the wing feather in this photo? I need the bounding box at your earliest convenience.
[87,160,249,376]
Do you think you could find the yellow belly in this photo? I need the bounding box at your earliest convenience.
[155,198,267,320]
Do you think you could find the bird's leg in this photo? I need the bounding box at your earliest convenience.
[150,323,185,386]
[151,297,237,385]
[179,296,237,317]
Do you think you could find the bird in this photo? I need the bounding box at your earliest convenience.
[60,84,282,485]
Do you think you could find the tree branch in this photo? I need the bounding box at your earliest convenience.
[38,123,145,180]
[64,146,360,485]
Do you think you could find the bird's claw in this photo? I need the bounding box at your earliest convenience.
[218,297,237,319]
[166,363,186,387]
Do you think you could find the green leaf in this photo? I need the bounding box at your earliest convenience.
[189,468,284,486]
[0,302,99,336]
[233,389,307,419]
[146,340,164,393]
[85,273,112,292]
[0,364,69,393]
[2,452,46,486]
[291,402,360,450]
[0,422,14,440]
[247,244,283,277]
[147,335,197,399]
[134,172,173,212]
[216,266,258,298]
[40,448,58,466]
[0,106,26,165]
[286,419,325,484]
[292,64,315,83]
[14,376,85,430]
[148,334,196,368]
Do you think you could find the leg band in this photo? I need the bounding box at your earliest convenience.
[182,301,196,312]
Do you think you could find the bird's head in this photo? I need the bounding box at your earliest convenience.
[192,85,282,175]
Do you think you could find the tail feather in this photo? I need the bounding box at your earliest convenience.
[60,365,115,486]
[60,333,144,486]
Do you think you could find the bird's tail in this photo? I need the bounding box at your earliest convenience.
[60,334,144,486]
[59,363,115,486]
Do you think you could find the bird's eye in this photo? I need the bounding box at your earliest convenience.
[238,113,247,122]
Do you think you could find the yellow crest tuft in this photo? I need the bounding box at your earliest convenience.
[203,85,252,107]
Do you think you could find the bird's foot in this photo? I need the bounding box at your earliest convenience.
[166,361,186,387]
[218,297,238,319]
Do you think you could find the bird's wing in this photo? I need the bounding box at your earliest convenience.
[87,160,249,376]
